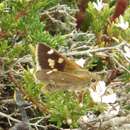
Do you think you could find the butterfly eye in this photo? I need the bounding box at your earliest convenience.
[91,79,96,82]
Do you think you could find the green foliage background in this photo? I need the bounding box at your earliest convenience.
[0,0,130,128]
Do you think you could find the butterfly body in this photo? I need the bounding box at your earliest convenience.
[36,43,99,91]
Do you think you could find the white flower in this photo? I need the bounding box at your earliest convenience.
[75,58,86,67]
[122,45,130,63]
[96,81,106,96]
[123,45,130,58]
[93,0,104,12]
[89,81,117,104]
[101,93,117,104]
[115,16,129,30]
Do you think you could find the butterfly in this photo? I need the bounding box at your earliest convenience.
[35,43,100,91]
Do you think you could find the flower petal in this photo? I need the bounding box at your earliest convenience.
[90,89,101,103]
[102,93,117,103]
[96,81,106,96]
[115,16,129,30]
[93,0,104,12]
[124,46,130,58]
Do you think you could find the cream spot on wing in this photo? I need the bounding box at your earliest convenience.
[48,58,55,68]
[47,49,54,55]
[46,68,58,75]
[58,57,64,64]
[46,70,53,75]
[46,69,58,75]
[52,68,58,72]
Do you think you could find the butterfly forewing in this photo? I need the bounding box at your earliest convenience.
[36,43,81,72]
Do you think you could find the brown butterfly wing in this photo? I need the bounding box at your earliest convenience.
[36,43,81,72]
[35,43,99,91]
[36,69,89,91]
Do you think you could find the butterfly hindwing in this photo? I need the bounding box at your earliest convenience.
[36,69,89,91]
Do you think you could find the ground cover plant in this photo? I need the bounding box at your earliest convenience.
[0,0,130,130]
